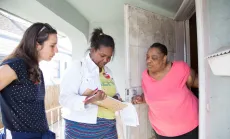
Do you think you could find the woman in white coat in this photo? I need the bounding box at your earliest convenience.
[60,28,121,139]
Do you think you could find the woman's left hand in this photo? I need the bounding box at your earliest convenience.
[113,95,123,102]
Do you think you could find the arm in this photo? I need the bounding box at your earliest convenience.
[0,65,17,91]
[59,61,87,111]
[187,68,199,88]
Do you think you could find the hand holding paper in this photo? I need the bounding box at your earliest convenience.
[119,103,139,127]
[84,89,107,104]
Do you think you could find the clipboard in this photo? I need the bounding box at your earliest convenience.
[93,96,128,112]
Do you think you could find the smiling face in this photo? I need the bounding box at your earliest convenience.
[37,34,58,61]
[146,47,167,73]
[90,45,113,68]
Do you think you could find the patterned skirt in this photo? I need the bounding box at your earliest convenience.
[65,118,118,139]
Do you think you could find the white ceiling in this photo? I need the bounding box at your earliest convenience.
[66,0,184,22]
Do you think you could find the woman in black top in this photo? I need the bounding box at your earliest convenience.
[0,23,58,138]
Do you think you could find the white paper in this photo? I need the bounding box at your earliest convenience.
[119,103,139,127]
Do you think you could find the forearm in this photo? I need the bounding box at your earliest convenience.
[187,68,199,88]
[192,74,199,88]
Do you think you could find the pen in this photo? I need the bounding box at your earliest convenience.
[83,88,98,103]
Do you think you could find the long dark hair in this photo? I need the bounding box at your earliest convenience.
[4,22,57,83]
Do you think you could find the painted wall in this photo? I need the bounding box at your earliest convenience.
[205,0,230,138]
[196,0,230,138]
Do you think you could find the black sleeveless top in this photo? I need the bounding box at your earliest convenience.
[0,58,48,132]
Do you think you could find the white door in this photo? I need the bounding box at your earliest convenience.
[124,4,179,139]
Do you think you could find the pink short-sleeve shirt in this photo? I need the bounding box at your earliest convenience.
[142,61,198,137]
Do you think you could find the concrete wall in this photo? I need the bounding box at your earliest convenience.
[89,21,126,99]
[126,5,176,89]
[196,0,230,138]
[0,0,88,60]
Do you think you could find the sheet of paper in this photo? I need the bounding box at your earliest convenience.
[120,103,139,127]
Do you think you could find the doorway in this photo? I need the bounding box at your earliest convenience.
[189,13,199,98]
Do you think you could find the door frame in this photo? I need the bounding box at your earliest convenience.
[174,0,195,66]
[176,0,209,139]
[195,0,210,139]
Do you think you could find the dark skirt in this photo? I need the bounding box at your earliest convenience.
[155,127,198,139]
[65,118,118,139]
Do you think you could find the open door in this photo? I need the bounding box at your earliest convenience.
[124,5,178,139]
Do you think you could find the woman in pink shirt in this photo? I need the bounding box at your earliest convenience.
[132,43,199,139]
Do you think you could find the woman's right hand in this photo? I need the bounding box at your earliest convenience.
[132,95,144,104]
[93,90,107,101]
[84,90,107,104]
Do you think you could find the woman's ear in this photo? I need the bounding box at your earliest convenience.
[90,48,96,53]
[36,42,42,51]
[163,55,167,63]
